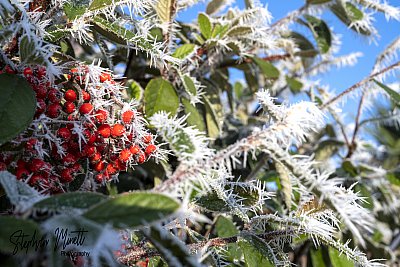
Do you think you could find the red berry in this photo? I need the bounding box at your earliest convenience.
[82,90,91,102]
[64,89,77,102]
[84,145,96,157]
[119,149,132,162]
[57,127,72,140]
[60,169,73,183]
[23,67,33,77]
[36,67,46,78]
[99,72,111,82]
[36,98,46,115]
[46,103,61,118]
[29,159,47,173]
[29,174,43,186]
[5,65,16,74]
[145,144,157,155]
[95,109,108,123]
[93,161,106,172]
[138,153,146,164]
[63,153,77,166]
[16,168,29,180]
[97,124,111,138]
[87,134,97,145]
[0,162,6,171]
[17,160,27,169]
[71,163,81,173]
[111,124,125,138]
[95,173,106,183]
[64,101,76,114]
[90,152,102,163]
[25,138,38,151]
[106,163,117,175]
[79,103,93,114]
[143,135,152,143]
[34,85,47,99]
[47,89,60,103]
[121,110,134,124]
[130,145,140,155]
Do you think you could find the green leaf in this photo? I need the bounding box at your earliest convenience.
[215,216,238,238]
[33,192,108,213]
[234,81,244,100]
[155,0,176,23]
[226,26,253,37]
[328,247,355,267]
[286,76,303,93]
[64,2,87,20]
[144,226,200,267]
[240,234,275,266]
[182,98,206,131]
[0,216,42,255]
[89,0,113,11]
[0,74,36,145]
[19,36,44,64]
[253,58,280,79]
[206,0,227,15]
[198,13,212,39]
[341,160,358,177]
[387,172,400,186]
[315,139,344,161]
[126,80,144,101]
[144,78,179,117]
[172,44,195,59]
[304,15,332,53]
[182,75,197,96]
[330,2,370,35]
[307,0,331,4]
[195,183,260,212]
[204,97,221,138]
[374,79,400,103]
[83,192,180,228]
[310,248,326,267]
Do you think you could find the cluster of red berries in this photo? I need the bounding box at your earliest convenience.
[0,64,158,193]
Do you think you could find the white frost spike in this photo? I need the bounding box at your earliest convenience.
[150,112,214,164]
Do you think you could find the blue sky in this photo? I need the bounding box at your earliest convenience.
[177,1,400,115]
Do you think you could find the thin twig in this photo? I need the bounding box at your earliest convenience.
[321,61,400,109]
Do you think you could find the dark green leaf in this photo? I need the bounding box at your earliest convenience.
[204,96,221,138]
[215,216,238,237]
[286,76,303,93]
[144,226,201,267]
[0,216,42,255]
[144,78,179,117]
[330,2,370,35]
[310,248,326,267]
[315,139,344,161]
[182,98,206,131]
[307,0,331,4]
[19,36,45,64]
[374,79,400,103]
[64,2,87,20]
[240,233,275,266]
[387,172,400,186]
[226,26,253,37]
[172,44,195,59]
[253,58,280,79]
[304,15,332,53]
[127,80,144,101]
[182,75,197,96]
[198,13,212,39]
[89,0,114,11]
[0,74,36,145]
[83,192,180,228]
[33,192,108,213]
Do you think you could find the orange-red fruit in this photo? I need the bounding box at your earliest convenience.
[143,135,152,143]
[79,103,93,114]
[82,90,91,101]
[138,153,146,164]
[99,72,111,83]
[98,124,111,138]
[121,110,134,124]
[145,144,156,155]
[111,124,125,138]
[119,149,132,162]
[95,109,108,123]
[93,161,106,172]
[64,89,77,102]
[106,163,117,175]
[130,145,140,155]
[46,103,61,118]
[60,169,73,183]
